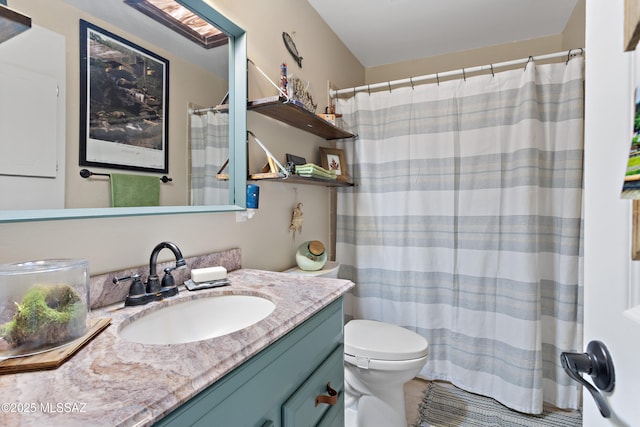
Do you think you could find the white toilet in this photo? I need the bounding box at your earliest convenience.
[283,262,429,427]
[344,319,429,427]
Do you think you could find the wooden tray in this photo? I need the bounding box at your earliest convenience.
[0,317,111,374]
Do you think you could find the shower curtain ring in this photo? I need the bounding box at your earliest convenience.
[490,64,495,77]
[367,84,371,95]
[388,82,392,92]
[525,56,533,71]
[436,73,440,86]
[566,49,574,64]
[566,48,583,64]
[410,77,414,89]
[462,68,466,81]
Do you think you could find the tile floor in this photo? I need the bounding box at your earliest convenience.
[404,378,430,426]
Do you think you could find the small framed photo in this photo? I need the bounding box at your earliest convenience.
[79,19,169,173]
[319,147,349,181]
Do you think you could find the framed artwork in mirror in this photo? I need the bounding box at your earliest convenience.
[79,19,169,173]
[319,147,349,182]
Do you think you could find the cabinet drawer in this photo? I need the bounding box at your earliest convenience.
[282,345,344,427]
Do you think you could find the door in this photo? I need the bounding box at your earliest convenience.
[583,0,640,425]
[0,26,66,210]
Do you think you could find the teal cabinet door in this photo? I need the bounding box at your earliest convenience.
[282,346,344,427]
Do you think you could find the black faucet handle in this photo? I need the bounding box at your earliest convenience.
[113,274,132,284]
[129,275,146,296]
[113,274,146,297]
[161,267,176,288]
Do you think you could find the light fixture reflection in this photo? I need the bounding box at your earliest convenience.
[124,0,227,49]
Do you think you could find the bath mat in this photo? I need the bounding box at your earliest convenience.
[416,382,582,427]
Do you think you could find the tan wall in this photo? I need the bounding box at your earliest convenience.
[364,0,585,86]
[0,0,364,275]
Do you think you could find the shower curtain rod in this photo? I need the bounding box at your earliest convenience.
[329,48,584,97]
[189,92,230,114]
[189,105,226,114]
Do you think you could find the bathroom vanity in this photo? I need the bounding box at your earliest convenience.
[158,298,345,426]
[0,268,353,426]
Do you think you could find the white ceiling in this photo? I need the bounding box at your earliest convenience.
[307,0,579,68]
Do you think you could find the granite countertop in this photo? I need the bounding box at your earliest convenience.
[0,268,354,427]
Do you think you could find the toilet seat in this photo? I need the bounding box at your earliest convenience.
[344,352,428,372]
[344,319,428,361]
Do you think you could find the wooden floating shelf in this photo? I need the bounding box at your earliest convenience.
[249,174,354,187]
[248,97,356,140]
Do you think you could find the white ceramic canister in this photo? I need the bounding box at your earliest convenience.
[295,240,328,271]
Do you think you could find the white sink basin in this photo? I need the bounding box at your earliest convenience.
[118,294,275,345]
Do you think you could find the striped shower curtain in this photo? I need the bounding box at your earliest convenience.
[190,110,229,205]
[335,57,584,414]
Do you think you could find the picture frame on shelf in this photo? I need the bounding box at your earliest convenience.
[79,19,169,173]
[319,147,349,182]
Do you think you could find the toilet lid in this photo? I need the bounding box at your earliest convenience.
[344,319,429,361]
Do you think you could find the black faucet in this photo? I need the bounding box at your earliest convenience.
[147,241,187,293]
[113,241,187,306]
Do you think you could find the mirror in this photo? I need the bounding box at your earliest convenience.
[0,0,246,222]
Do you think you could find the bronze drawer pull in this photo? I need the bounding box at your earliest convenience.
[315,382,338,406]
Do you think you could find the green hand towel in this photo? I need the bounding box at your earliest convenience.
[295,163,337,180]
[110,173,160,207]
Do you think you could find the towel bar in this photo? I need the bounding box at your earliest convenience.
[79,169,172,183]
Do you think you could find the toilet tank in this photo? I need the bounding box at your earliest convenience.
[283,261,340,278]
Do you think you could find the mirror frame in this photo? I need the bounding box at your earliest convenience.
[0,0,247,223]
